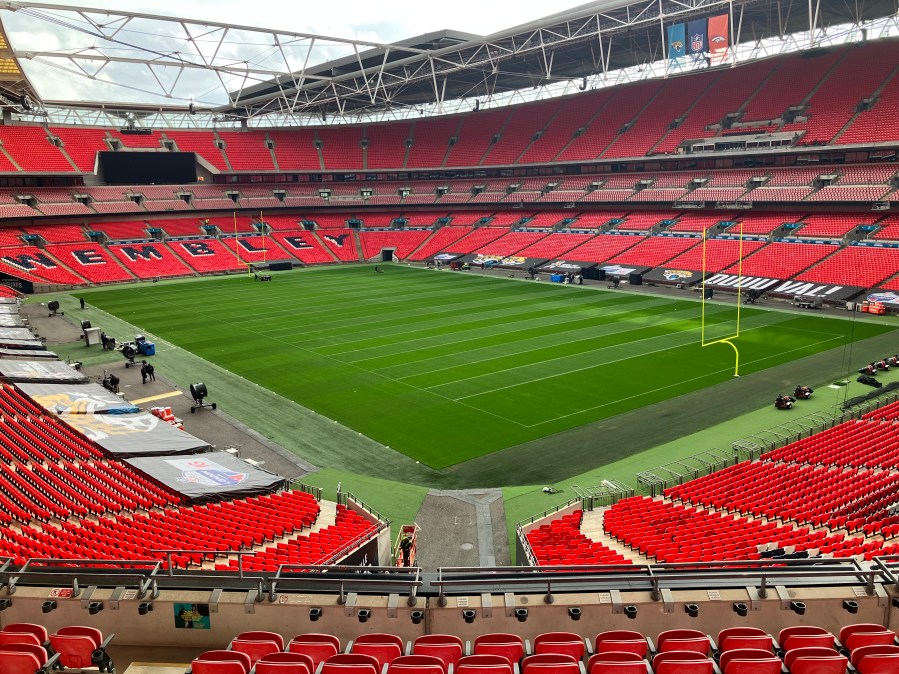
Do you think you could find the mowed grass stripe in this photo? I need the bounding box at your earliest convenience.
[83,265,894,468]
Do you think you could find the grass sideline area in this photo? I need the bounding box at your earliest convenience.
[80,264,891,470]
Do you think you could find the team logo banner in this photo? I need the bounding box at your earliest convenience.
[539,260,598,272]
[166,457,248,487]
[708,14,729,64]
[703,273,865,301]
[643,268,704,286]
[667,23,686,61]
[867,290,899,307]
[687,18,707,57]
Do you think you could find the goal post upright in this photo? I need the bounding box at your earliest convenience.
[700,218,744,377]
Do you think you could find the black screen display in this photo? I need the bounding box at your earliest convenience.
[99,151,197,185]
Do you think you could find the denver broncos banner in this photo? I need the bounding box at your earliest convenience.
[667,23,686,61]
[687,18,707,58]
[708,14,729,64]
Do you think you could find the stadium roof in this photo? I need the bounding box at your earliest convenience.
[0,0,896,124]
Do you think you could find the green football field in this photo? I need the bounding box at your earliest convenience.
[83,265,892,469]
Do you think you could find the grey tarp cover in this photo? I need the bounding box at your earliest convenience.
[126,451,284,503]
[0,306,21,315]
[16,382,139,414]
[0,360,87,383]
[61,412,210,457]
[0,348,57,360]
[0,316,26,328]
[0,328,38,343]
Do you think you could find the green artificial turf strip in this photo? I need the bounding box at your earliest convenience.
[81,265,892,469]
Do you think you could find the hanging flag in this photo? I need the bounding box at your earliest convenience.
[708,14,729,64]
[687,18,708,58]
[667,23,686,61]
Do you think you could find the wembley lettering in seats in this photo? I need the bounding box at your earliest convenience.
[237,239,267,252]
[704,273,866,300]
[70,249,105,266]
[119,245,163,262]
[181,241,214,257]
[282,236,313,250]
[323,233,349,247]
[1,252,58,271]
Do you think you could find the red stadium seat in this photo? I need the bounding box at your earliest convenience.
[588,651,649,674]
[321,653,381,674]
[852,645,899,674]
[783,647,847,674]
[350,633,404,667]
[657,631,711,655]
[50,626,113,671]
[255,651,315,674]
[718,649,782,674]
[778,627,836,652]
[522,653,581,674]
[653,651,715,674]
[473,633,526,665]
[717,628,774,653]
[230,631,284,664]
[533,632,586,660]
[388,655,449,674]
[413,635,464,669]
[456,654,516,674]
[596,630,649,657]
[839,625,897,653]
[0,646,44,674]
[192,649,252,674]
[288,634,341,669]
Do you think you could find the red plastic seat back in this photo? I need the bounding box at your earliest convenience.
[851,645,899,669]
[788,655,848,674]
[321,653,381,674]
[589,661,649,674]
[192,650,252,674]
[0,649,42,674]
[597,630,649,657]
[231,638,282,664]
[413,636,464,669]
[0,632,40,648]
[473,634,525,666]
[388,654,448,674]
[255,651,315,674]
[50,626,105,669]
[3,623,48,644]
[289,634,341,669]
[657,630,710,655]
[238,631,285,651]
[533,632,586,660]
[456,654,515,674]
[718,628,773,654]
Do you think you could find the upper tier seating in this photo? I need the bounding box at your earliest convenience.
[0,126,73,172]
[562,234,641,263]
[268,129,321,170]
[318,127,363,170]
[838,65,899,145]
[217,131,274,171]
[794,214,878,238]
[153,218,205,237]
[50,127,109,172]
[443,227,509,255]
[165,130,229,170]
[445,110,510,168]
[366,122,412,170]
[483,101,562,166]
[407,118,459,168]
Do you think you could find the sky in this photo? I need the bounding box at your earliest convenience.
[1,0,594,106]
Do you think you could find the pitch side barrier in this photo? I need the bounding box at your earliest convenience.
[0,558,896,647]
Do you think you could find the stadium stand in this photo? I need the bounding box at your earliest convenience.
[319,229,360,262]
[795,245,899,287]
[359,229,432,260]
[318,127,364,170]
[607,236,698,267]
[270,230,336,264]
[408,227,473,260]
[0,246,86,285]
[169,238,245,273]
[663,238,766,273]
[108,241,195,278]
[0,126,73,172]
[722,242,838,279]
[474,231,549,257]
[44,243,134,283]
[794,214,879,238]
[50,126,109,172]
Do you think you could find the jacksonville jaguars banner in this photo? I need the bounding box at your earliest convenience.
[17,382,140,415]
[667,23,686,61]
[126,452,285,502]
[702,273,865,301]
[61,412,210,457]
[687,18,708,58]
[643,268,705,286]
